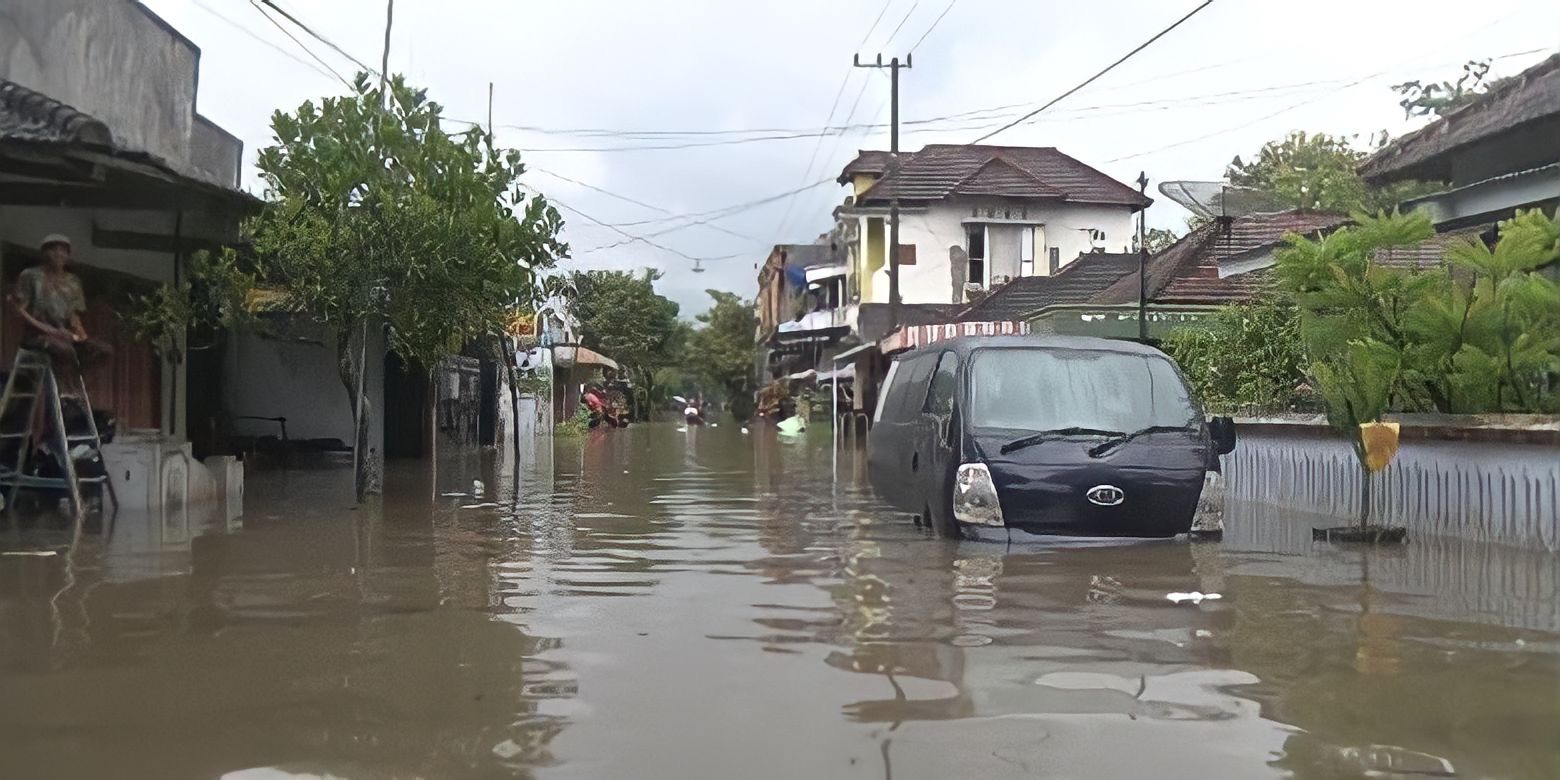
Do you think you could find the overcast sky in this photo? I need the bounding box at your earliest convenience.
[143,0,1558,316]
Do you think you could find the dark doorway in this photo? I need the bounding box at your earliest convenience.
[478,359,498,447]
[384,352,429,459]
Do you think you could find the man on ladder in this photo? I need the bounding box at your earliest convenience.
[2,234,114,515]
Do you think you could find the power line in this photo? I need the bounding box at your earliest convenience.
[775,0,900,248]
[532,186,741,263]
[1104,45,1553,164]
[608,176,837,229]
[247,1,353,89]
[883,1,922,46]
[256,0,379,75]
[531,167,762,243]
[908,0,958,53]
[190,0,339,84]
[971,0,1216,143]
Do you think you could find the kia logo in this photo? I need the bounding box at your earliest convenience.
[1086,485,1125,506]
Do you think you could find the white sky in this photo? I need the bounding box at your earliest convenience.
[142,0,1560,315]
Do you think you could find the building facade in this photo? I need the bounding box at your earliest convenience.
[836,144,1148,307]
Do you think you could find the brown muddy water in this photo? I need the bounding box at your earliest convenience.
[1,423,1557,779]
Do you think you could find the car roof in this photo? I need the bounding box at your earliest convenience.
[894,334,1167,361]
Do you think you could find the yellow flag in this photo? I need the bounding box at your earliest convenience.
[1360,421,1401,473]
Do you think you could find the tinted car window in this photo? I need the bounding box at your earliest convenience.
[968,348,1196,432]
[923,351,958,416]
[879,353,937,424]
[871,361,901,424]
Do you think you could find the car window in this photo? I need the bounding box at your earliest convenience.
[923,351,958,416]
[876,353,936,424]
[968,348,1197,432]
[871,361,901,424]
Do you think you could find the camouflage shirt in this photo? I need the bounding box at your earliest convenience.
[15,266,86,329]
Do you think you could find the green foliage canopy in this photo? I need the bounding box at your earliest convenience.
[684,289,758,398]
[250,73,565,370]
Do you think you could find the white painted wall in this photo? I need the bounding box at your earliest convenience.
[222,319,355,444]
[861,199,1137,305]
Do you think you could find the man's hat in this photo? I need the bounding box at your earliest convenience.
[40,234,72,251]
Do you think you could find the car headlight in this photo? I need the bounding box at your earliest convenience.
[953,463,1005,527]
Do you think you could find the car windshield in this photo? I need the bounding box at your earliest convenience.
[968,348,1197,434]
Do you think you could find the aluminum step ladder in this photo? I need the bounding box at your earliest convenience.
[0,347,114,517]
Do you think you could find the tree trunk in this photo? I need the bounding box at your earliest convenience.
[338,323,380,502]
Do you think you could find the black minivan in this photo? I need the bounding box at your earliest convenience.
[866,335,1235,538]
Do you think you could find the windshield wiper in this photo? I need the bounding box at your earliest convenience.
[1000,427,1122,455]
[1087,425,1192,458]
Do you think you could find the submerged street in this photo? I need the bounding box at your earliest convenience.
[2,425,1558,779]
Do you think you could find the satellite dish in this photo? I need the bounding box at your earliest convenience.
[1158,182,1289,219]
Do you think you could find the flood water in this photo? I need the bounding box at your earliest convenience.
[2,423,1558,779]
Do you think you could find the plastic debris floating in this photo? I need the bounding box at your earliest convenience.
[1166,591,1223,604]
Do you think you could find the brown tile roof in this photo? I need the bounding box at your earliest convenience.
[0,79,111,146]
[1093,211,1349,306]
[850,144,1150,209]
[1091,211,1481,307]
[1359,53,1560,184]
[956,252,1140,321]
[837,150,895,183]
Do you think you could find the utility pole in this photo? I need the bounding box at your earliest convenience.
[854,53,911,331]
[380,0,394,101]
[1136,171,1149,342]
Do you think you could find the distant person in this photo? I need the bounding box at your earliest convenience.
[583,384,608,428]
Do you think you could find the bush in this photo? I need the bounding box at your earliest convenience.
[1163,295,1309,415]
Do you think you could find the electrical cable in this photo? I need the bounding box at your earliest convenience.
[971,0,1216,143]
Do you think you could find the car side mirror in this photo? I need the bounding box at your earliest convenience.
[1209,416,1237,455]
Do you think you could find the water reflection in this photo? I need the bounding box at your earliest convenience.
[0,425,1555,778]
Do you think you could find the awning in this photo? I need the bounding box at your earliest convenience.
[832,343,876,362]
[879,320,1030,354]
[819,364,856,382]
[554,345,619,370]
[805,264,848,282]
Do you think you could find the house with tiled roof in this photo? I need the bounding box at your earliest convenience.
[1361,52,1560,231]
[834,144,1149,309]
[1000,209,1469,339]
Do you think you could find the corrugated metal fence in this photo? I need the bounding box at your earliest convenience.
[1224,427,1560,551]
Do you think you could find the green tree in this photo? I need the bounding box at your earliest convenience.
[1392,59,1491,119]
[567,269,684,414]
[251,73,564,496]
[1273,209,1560,524]
[1225,131,1431,214]
[1139,227,1180,254]
[684,290,758,418]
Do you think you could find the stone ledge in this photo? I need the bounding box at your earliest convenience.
[1226,413,1560,445]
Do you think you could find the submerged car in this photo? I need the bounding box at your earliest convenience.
[866,335,1235,538]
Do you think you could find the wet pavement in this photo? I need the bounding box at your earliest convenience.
[2,423,1558,779]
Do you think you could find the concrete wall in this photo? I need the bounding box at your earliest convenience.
[222,319,355,444]
[858,199,1136,305]
[0,0,240,186]
[1223,425,1560,551]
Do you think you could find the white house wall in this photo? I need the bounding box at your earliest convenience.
[862,199,1137,305]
